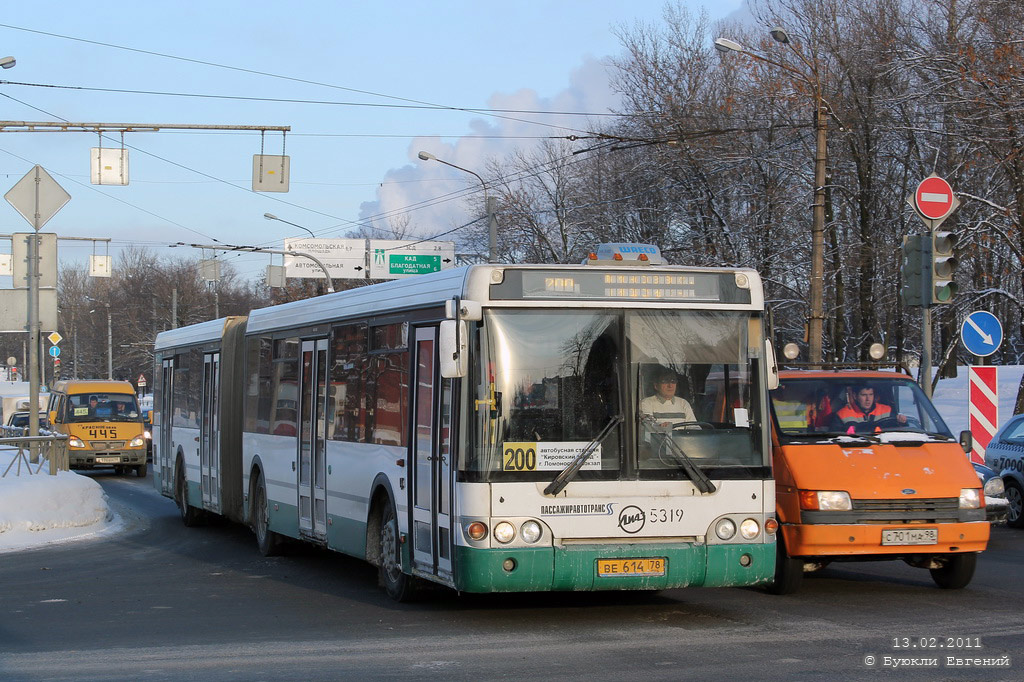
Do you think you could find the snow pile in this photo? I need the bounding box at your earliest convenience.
[0,450,114,552]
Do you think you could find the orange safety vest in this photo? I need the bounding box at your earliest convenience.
[836,401,893,425]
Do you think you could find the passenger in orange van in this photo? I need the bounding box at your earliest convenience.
[834,385,906,432]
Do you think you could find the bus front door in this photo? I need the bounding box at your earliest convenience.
[411,327,453,582]
[200,352,221,512]
[298,338,328,541]
[158,358,174,496]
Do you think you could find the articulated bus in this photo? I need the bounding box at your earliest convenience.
[153,245,779,599]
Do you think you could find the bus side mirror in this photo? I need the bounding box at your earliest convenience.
[439,320,468,378]
[765,339,780,391]
[959,430,973,455]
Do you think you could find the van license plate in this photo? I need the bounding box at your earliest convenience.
[96,456,120,464]
[597,558,666,577]
[881,528,938,545]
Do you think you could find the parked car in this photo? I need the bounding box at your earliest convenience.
[974,462,1008,523]
[983,414,1024,528]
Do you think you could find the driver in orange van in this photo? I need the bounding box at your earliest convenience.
[834,384,907,432]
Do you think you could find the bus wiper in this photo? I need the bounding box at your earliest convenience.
[657,432,717,494]
[544,415,623,496]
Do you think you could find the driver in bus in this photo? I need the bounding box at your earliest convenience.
[640,368,696,427]
[833,384,906,433]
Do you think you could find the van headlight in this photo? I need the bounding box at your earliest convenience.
[67,436,85,448]
[799,490,852,511]
[959,488,981,509]
[129,435,146,448]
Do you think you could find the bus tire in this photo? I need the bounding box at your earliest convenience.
[378,501,415,601]
[767,534,803,595]
[135,463,147,478]
[930,553,976,590]
[176,459,203,528]
[252,469,283,557]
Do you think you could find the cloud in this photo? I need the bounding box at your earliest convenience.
[357,56,619,243]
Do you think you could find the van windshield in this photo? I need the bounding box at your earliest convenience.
[770,376,953,439]
[65,393,142,423]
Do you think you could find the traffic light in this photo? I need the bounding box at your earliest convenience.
[930,229,957,304]
[901,234,930,307]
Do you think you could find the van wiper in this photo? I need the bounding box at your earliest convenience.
[544,415,622,496]
[657,432,717,494]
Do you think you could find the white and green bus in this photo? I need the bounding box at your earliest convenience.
[153,245,779,599]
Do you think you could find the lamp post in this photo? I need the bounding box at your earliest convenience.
[715,29,828,365]
[418,150,498,263]
[86,299,113,380]
[264,212,316,239]
[263,213,334,293]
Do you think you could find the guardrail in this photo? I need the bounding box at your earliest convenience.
[0,435,70,477]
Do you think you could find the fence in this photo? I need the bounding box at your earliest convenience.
[0,435,70,477]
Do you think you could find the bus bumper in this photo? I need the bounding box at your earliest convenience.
[452,541,775,593]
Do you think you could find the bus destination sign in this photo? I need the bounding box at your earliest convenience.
[490,269,749,304]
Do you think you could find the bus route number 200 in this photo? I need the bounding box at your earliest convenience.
[503,444,537,471]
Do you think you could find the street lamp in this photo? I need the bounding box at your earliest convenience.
[418,150,498,263]
[264,212,316,239]
[86,299,113,380]
[715,30,829,365]
[0,56,15,69]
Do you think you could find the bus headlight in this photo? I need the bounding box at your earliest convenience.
[715,518,736,540]
[520,520,542,544]
[67,436,85,448]
[740,518,760,540]
[493,521,516,544]
[129,435,146,448]
[959,488,981,509]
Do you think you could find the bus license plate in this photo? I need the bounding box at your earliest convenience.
[96,456,120,464]
[597,558,666,577]
[881,528,938,545]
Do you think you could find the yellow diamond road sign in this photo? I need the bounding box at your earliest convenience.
[48,332,62,345]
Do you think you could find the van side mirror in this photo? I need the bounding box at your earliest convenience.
[439,320,468,378]
[959,430,973,455]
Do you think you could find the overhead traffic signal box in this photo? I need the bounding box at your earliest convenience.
[930,229,957,304]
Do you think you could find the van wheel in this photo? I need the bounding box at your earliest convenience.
[378,501,415,601]
[113,465,125,475]
[767,534,804,595]
[253,470,283,557]
[175,462,203,527]
[1005,480,1024,528]
[135,463,147,478]
[930,553,976,589]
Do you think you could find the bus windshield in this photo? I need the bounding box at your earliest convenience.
[770,376,953,440]
[465,308,766,480]
[65,393,142,423]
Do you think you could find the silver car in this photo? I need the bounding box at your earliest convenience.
[984,414,1024,528]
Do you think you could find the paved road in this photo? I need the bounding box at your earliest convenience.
[1,472,1022,681]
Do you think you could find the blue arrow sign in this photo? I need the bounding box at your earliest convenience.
[48,345,61,358]
[961,311,1003,357]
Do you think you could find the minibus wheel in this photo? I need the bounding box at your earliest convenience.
[378,501,416,601]
[930,553,976,589]
[767,534,803,595]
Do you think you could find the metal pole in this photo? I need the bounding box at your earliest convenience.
[106,305,113,380]
[172,288,178,329]
[28,187,41,462]
[808,100,827,366]
[487,195,498,264]
[922,307,933,398]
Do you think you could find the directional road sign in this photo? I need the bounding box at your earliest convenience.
[961,310,1003,357]
[48,345,61,358]
[369,239,456,280]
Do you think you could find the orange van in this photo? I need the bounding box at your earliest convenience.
[768,369,988,593]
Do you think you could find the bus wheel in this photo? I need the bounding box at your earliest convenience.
[930,553,976,590]
[378,502,415,601]
[767,535,803,595]
[135,463,147,478]
[253,470,282,557]
[176,461,203,528]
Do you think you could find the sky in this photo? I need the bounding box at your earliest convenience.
[2,365,1019,553]
[0,0,750,286]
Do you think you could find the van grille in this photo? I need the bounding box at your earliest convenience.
[91,441,126,450]
[851,497,959,524]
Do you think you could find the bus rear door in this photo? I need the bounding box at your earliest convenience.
[298,338,329,541]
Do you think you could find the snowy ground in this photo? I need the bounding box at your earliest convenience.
[1,366,1021,554]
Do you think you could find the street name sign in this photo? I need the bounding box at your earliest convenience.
[961,311,1002,357]
[283,238,365,279]
[369,240,456,280]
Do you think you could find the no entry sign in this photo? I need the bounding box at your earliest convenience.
[914,175,955,221]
